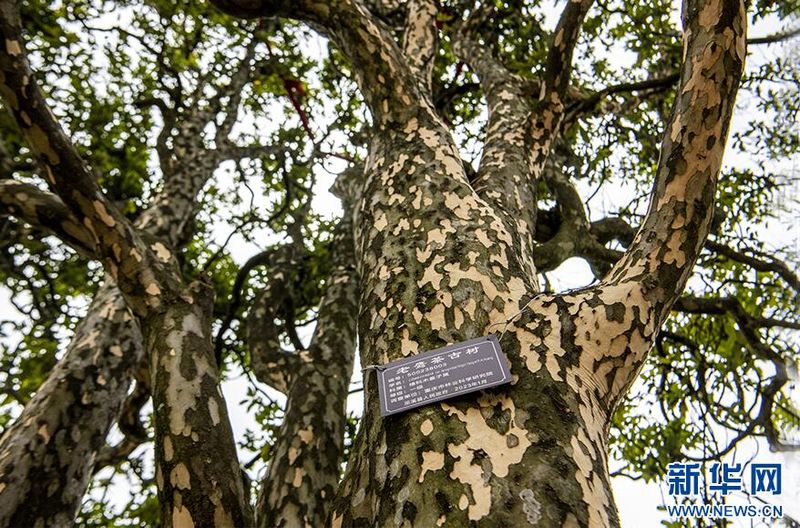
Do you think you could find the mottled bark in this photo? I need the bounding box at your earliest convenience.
[402,0,438,91]
[253,200,359,527]
[147,281,253,527]
[0,0,749,524]
[0,139,234,527]
[0,4,258,525]
[451,28,540,281]
[0,180,96,256]
[212,0,746,526]
[246,246,304,394]
[0,284,143,528]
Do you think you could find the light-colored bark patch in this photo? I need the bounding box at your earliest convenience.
[151,242,172,262]
[170,463,192,490]
[292,467,306,487]
[93,201,116,227]
[420,419,433,436]
[164,437,174,462]
[37,424,50,443]
[448,442,492,521]
[443,394,531,478]
[207,398,220,426]
[172,504,195,528]
[418,451,444,482]
[163,312,207,436]
[298,426,314,444]
[5,39,21,56]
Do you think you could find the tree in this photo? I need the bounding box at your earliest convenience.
[0,0,797,526]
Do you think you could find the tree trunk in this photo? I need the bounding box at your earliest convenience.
[0,99,239,527]
[254,206,359,527]
[147,279,254,527]
[0,283,143,528]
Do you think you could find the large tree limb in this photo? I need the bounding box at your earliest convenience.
[500,10,747,524]
[450,26,540,280]
[526,0,594,178]
[580,0,748,411]
[402,0,438,92]
[604,0,747,323]
[0,180,96,256]
[543,0,595,95]
[246,246,305,394]
[0,4,176,316]
[0,282,146,528]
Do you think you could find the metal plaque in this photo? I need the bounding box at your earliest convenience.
[376,334,512,416]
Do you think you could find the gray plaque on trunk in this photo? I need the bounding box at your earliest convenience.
[375,334,512,416]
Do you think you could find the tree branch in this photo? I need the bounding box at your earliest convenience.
[543,0,595,96]
[565,72,681,124]
[402,0,438,92]
[246,246,304,394]
[705,239,800,293]
[0,6,256,524]
[257,196,359,527]
[450,26,539,279]
[747,25,800,45]
[0,4,176,316]
[604,0,747,326]
[0,180,96,256]
[525,0,594,199]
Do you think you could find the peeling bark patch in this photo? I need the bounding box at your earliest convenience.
[92,200,116,227]
[162,312,206,436]
[418,451,444,482]
[36,424,50,444]
[208,398,220,426]
[420,419,433,436]
[164,437,174,462]
[5,39,21,56]
[443,394,532,478]
[292,467,306,487]
[172,504,195,528]
[170,463,192,490]
[151,242,172,262]
[297,426,314,444]
[448,442,492,521]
